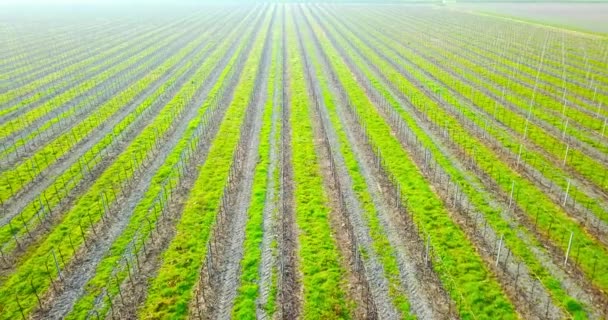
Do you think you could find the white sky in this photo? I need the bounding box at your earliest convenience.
[0,0,174,5]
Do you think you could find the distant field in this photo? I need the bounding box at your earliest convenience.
[452,2,608,33]
[1,3,607,319]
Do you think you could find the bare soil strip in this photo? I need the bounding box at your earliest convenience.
[255,30,282,320]
[276,7,302,319]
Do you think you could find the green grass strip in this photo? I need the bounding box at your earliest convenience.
[0,19,218,205]
[324,6,608,300]
[0,21,227,255]
[286,7,352,319]
[299,8,413,318]
[231,16,279,319]
[64,11,257,319]
[337,9,608,234]
[312,9,517,318]
[319,9,589,317]
[0,19,175,108]
[365,10,608,151]
[0,22,190,141]
[349,12,608,194]
[139,9,271,319]
[0,11,251,317]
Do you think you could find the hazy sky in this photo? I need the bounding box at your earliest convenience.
[0,0,186,5]
[0,0,103,3]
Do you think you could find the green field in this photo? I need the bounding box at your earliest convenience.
[0,2,607,319]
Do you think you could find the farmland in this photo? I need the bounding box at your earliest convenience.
[1,2,607,319]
